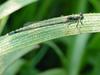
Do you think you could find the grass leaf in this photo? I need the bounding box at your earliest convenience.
[0,0,37,19]
[0,13,100,74]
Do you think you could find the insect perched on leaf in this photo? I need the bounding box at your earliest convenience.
[7,13,84,35]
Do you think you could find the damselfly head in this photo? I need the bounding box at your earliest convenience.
[79,13,84,20]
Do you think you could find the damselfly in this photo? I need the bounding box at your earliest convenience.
[8,13,84,35]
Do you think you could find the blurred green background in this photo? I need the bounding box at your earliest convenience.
[1,0,100,75]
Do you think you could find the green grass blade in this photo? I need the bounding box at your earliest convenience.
[0,13,100,74]
[38,68,66,75]
[35,0,54,20]
[0,16,9,34]
[4,59,25,75]
[69,34,90,75]
[32,45,49,67]
[0,0,37,19]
